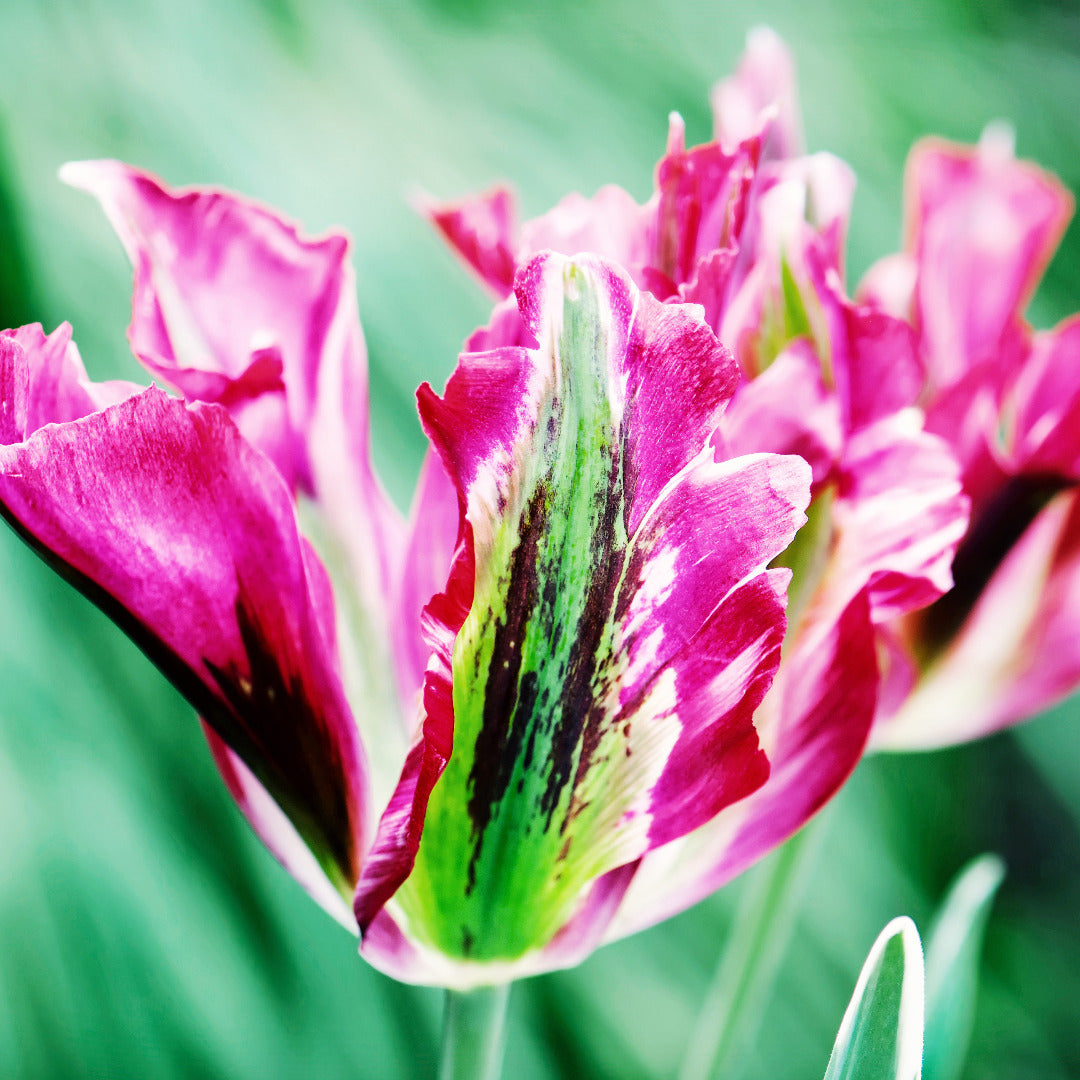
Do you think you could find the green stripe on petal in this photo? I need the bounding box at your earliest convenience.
[395,254,808,969]
[399,262,640,960]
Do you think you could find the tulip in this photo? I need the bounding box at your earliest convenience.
[421,32,968,930]
[0,160,829,986]
[861,128,1080,748]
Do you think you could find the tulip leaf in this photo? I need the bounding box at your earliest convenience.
[823,916,925,1080]
[922,854,1005,1080]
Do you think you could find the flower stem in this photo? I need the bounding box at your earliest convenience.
[439,984,511,1080]
[677,818,827,1080]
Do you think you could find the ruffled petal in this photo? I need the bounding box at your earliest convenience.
[62,160,408,793]
[829,410,970,623]
[650,115,761,291]
[875,489,1080,748]
[904,129,1073,390]
[608,587,876,937]
[521,184,653,283]
[0,336,369,900]
[718,339,842,491]
[370,252,808,980]
[710,26,804,162]
[60,158,402,587]
[807,249,924,430]
[420,185,519,297]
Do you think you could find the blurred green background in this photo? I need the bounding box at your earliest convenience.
[1,0,1078,1077]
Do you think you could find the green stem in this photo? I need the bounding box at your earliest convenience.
[439,984,511,1080]
[677,817,828,1080]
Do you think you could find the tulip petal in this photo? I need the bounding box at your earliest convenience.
[905,130,1073,390]
[651,119,761,291]
[711,26,804,161]
[831,411,969,623]
[59,159,402,595]
[608,587,877,937]
[0,347,368,898]
[377,253,808,970]
[876,488,1080,748]
[521,184,654,283]
[62,159,407,789]
[203,724,357,930]
[1,323,140,432]
[1010,317,1080,477]
[421,185,519,297]
[807,250,924,430]
[719,340,843,491]
[60,161,333,486]
[390,449,462,714]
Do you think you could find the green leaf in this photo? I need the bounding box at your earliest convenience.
[922,854,1005,1080]
[823,917,925,1080]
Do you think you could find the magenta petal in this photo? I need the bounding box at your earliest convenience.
[373,253,809,973]
[832,412,969,622]
[421,185,519,297]
[1010,317,1080,476]
[2,323,140,434]
[0,378,369,894]
[697,589,877,880]
[856,253,917,320]
[353,521,474,935]
[807,250,924,430]
[203,723,356,929]
[391,449,462,712]
[875,490,1080,748]
[0,337,27,444]
[62,161,405,717]
[611,588,877,938]
[711,26,804,162]
[651,126,761,289]
[719,339,842,490]
[521,184,653,281]
[60,160,389,509]
[906,131,1073,389]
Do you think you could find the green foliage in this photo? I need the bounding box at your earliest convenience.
[923,854,1006,1080]
[823,918,924,1080]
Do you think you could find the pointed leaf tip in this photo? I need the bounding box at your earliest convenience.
[824,916,925,1080]
[923,854,1005,1080]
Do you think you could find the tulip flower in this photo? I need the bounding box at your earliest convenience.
[861,128,1080,748]
[0,160,835,987]
[422,32,968,928]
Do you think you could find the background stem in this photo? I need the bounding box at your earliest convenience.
[439,984,511,1080]
[678,819,827,1080]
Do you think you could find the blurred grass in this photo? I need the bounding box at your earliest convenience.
[0,0,1079,1077]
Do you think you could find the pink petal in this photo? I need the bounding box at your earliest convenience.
[718,339,842,490]
[875,489,1080,748]
[831,411,970,623]
[367,253,809,973]
[711,26,805,162]
[520,184,653,281]
[651,122,761,289]
[62,160,405,737]
[203,724,357,930]
[391,449,462,715]
[806,248,924,430]
[420,185,519,298]
[0,348,369,898]
[2,323,140,432]
[1010,317,1080,476]
[905,130,1073,390]
[856,253,917,320]
[610,588,877,937]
